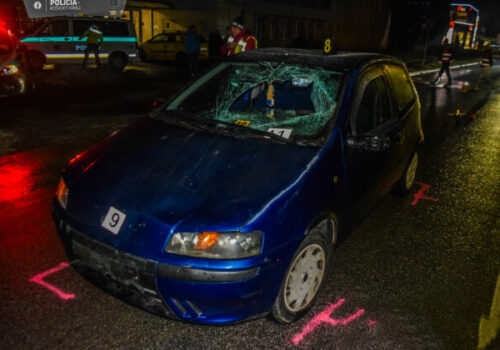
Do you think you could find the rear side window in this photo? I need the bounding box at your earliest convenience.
[73,20,129,37]
[165,34,183,42]
[385,65,415,114]
[355,76,392,134]
[150,34,167,42]
[39,20,69,36]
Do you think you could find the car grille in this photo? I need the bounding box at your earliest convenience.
[57,222,172,318]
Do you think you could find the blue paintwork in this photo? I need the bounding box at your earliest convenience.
[54,55,423,324]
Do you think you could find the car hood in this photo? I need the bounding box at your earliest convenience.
[64,117,319,249]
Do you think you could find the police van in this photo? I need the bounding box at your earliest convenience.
[20,17,138,70]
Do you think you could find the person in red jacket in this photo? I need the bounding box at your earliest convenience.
[432,39,453,87]
[474,44,494,90]
[221,17,257,56]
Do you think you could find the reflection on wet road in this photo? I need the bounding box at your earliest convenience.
[479,272,500,349]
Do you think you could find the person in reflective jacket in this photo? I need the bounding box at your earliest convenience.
[221,17,257,56]
[432,39,453,87]
[474,44,494,90]
[79,24,104,70]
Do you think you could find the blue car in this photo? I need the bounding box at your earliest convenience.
[53,49,423,324]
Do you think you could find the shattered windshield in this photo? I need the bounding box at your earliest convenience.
[166,62,342,143]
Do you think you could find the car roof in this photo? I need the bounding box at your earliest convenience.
[226,48,402,72]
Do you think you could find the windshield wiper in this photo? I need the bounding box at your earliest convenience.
[158,110,294,144]
[197,118,294,144]
[157,110,215,133]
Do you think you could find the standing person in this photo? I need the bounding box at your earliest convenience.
[208,29,223,63]
[223,26,231,44]
[185,25,200,78]
[221,17,257,56]
[474,44,494,90]
[79,24,103,71]
[432,39,453,87]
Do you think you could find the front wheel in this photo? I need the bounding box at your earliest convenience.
[138,48,148,62]
[26,51,44,71]
[108,52,128,71]
[272,226,333,323]
[175,52,187,65]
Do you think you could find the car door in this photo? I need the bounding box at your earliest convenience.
[145,33,168,60]
[37,19,72,64]
[383,64,422,180]
[170,33,186,62]
[344,65,401,217]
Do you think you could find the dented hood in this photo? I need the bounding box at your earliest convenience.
[64,118,319,240]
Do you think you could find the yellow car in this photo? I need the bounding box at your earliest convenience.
[138,31,209,63]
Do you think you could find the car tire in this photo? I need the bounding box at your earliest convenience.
[138,48,148,62]
[108,52,128,71]
[176,52,187,65]
[395,151,418,195]
[26,51,44,71]
[271,221,334,324]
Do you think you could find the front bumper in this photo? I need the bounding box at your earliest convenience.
[53,207,283,324]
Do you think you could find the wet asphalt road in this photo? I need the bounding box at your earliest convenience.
[0,62,499,350]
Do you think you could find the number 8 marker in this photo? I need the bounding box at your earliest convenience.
[324,39,331,53]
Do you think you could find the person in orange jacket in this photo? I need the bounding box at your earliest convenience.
[221,17,257,56]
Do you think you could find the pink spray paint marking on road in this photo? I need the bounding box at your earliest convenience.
[291,298,365,345]
[367,319,377,326]
[29,262,75,300]
[411,182,439,206]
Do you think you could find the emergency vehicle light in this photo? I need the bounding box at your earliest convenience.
[450,3,479,13]
[20,37,137,43]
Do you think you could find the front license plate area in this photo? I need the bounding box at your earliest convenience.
[102,206,126,235]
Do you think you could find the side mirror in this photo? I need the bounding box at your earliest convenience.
[365,135,391,152]
[347,134,390,152]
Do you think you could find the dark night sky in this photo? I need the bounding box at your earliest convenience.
[427,0,499,36]
[469,0,500,36]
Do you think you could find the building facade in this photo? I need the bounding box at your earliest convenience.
[6,0,391,51]
[124,0,391,51]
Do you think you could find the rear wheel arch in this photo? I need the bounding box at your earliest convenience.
[394,149,419,195]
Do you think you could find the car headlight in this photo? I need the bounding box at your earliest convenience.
[165,231,262,259]
[56,178,68,209]
[0,65,19,76]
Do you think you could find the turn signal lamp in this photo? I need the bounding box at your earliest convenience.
[56,178,69,209]
[194,232,220,250]
[166,231,263,259]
